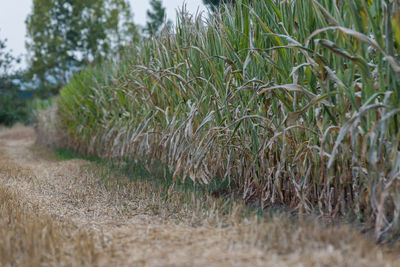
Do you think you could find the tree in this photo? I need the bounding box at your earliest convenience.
[25,0,139,96]
[144,0,171,36]
[203,0,236,10]
[0,36,20,76]
[0,35,30,126]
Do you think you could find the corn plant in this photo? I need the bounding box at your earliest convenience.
[56,0,400,241]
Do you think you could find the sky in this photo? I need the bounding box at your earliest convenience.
[0,0,207,69]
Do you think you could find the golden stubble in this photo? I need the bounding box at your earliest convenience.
[0,125,398,266]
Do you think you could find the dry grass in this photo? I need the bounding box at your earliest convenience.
[0,182,101,266]
[0,125,399,266]
[0,134,104,266]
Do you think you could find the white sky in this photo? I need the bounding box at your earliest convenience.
[0,0,207,69]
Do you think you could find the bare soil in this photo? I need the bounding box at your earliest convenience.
[0,125,399,266]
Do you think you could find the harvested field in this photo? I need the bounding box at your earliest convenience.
[0,125,398,266]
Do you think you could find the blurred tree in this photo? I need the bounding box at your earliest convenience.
[0,35,30,126]
[0,37,18,76]
[203,0,236,10]
[26,0,139,96]
[145,0,171,36]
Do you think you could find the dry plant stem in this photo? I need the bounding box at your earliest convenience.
[0,125,398,266]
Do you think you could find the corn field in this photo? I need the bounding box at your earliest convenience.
[56,0,400,241]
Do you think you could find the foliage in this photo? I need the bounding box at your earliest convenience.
[144,0,171,36]
[0,78,33,126]
[203,0,235,10]
[0,36,32,126]
[25,0,139,96]
[0,37,19,76]
[57,0,400,242]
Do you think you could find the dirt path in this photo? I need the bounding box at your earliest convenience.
[0,126,399,266]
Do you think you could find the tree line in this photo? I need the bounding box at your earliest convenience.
[0,0,234,126]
